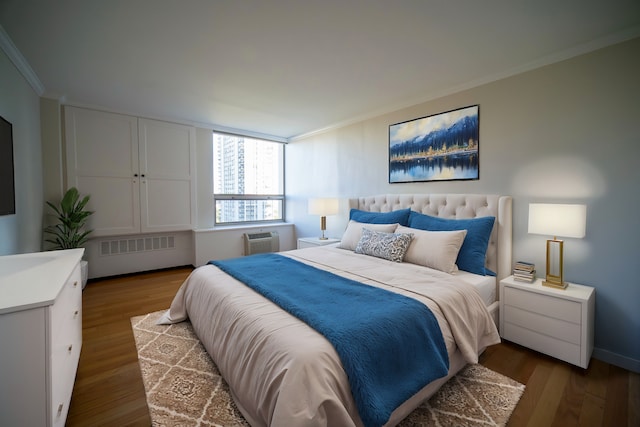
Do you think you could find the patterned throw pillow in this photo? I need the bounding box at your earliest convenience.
[355,228,413,262]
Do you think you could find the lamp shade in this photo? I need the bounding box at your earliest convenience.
[528,203,586,238]
[308,198,339,216]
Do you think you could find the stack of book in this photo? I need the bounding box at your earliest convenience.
[513,261,536,283]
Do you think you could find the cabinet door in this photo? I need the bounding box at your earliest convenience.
[138,118,196,232]
[65,107,141,236]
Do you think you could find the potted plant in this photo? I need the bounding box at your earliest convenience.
[45,187,94,288]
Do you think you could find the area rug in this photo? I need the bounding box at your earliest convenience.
[132,311,524,427]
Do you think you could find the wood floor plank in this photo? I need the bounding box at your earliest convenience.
[526,363,571,427]
[64,266,639,427]
[579,393,605,427]
[602,364,629,427]
[586,357,610,399]
[550,366,589,427]
[494,342,526,380]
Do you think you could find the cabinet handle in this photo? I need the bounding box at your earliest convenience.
[68,344,73,352]
[73,281,78,287]
[74,310,79,317]
[57,403,63,414]
[141,174,146,178]
[134,173,139,177]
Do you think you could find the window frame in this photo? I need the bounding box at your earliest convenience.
[213,131,285,226]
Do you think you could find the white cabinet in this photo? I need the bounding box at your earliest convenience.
[65,106,196,237]
[499,275,595,368]
[297,237,341,249]
[0,249,84,427]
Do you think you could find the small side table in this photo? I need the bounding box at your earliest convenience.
[499,275,595,368]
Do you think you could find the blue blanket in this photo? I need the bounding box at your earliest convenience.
[210,253,448,427]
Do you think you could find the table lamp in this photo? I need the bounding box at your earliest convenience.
[528,203,586,289]
[308,198,339,240]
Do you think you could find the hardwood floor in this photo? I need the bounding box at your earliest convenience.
[66,267,639,427]
[480,342,639,427]
[66,266,192,426]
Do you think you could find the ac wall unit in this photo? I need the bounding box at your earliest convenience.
[244,231,280,255]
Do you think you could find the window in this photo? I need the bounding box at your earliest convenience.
[213,132,284,224]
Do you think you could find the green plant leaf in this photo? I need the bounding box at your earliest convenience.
[44,187,93,250]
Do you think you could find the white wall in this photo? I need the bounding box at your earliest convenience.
[286,37,640,372]
[194,223,295,266]
[0,49,43,255]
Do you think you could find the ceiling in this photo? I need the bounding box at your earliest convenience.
[1,1,639,140]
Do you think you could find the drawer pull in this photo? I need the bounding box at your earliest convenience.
[57,403,63,414]
[74,310,79,316]
[68,345,73,353]
[73,281,78,287]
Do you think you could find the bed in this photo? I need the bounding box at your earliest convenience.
[159,193,513,427]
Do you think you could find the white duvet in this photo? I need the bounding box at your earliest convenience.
[159,246,500,427]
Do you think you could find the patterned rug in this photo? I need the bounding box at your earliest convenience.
[132,311,524,427]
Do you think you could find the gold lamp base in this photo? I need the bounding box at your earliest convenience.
[542,279,568,290]
[319,216,328,240]
[543,237,568,290]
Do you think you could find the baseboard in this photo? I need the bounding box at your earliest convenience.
[592,347,640,373]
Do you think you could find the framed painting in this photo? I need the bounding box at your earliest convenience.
[389,105,479,183]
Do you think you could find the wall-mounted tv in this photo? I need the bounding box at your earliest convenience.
[0,115,15,216]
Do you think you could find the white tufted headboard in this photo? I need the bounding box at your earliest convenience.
[348,194,513,281]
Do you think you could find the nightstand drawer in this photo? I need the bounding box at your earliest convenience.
[297,237,340,249]
[504,287,581,324]
[503,322,581,366]
[503,305,581,344]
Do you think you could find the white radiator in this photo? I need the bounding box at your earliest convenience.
[99,235,176,255]
[244,231,280,255]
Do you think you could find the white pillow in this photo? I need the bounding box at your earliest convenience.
[339,220,399,251]
[397,225,467,273]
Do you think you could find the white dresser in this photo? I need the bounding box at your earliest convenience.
[0,248,84,427]
[499,275,595,369]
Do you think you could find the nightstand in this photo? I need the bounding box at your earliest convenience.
[297,237,340,249]
[499,275,595,368]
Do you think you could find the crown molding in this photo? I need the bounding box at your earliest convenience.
[0,24,45,96]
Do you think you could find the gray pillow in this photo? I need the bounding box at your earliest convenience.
[355,228,413,262]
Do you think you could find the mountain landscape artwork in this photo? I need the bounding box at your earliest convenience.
[389,105,479,183]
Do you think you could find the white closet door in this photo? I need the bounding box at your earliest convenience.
[138,118,196,232]
[65,107,141,236]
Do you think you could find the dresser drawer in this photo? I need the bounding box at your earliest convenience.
[51,315,82,377]
[503,305,581,344]
[50,265,81,338]
[50,333,81,427]
[503,322,581,366]
[503,286,581,324]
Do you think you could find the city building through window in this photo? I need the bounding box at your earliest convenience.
[213,132,284,224]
